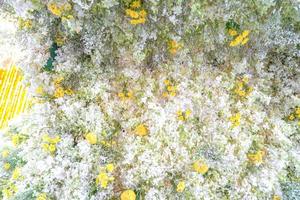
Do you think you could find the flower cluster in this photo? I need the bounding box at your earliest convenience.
[125,0,147,25]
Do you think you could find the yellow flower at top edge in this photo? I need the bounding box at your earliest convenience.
[193,160,209,175]
[121,189,136,200]
[85,132,97,145]
[273,195,281,200]
[134,124,148,136]
[176,181,185,192]
[47,3,62,16]
[47,2,72,17]
[36,193,47,200]
[126,0,147,25]
[130,0,141,9]
[247,150,265,165]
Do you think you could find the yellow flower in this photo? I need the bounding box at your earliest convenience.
[118,92,125,99]
[36,193,47,200]
[247,150,265,165]
[35,86,44,95]
[295,107,300,116]
[185,109,191,117]
[167,85,175,92]
[127,91,133,98]
[12,135,20,146]
[289,114,295,121]
[2,184,17,198]
[229,30,250,47]
[229,113,241,127]
[18,18,33,29]
[164,79,171,85]
[85,132,97,144]
[241,30,250,38]
[106,163,115,172]
[134,124,148,136]
[54,76,64,86]
[162,92,169,97]
[121,189,136,200]
[47,3,62,16]
[42,143,49,152]
[118,91,133,100]
[54,87,65,98]
[168,40,180,54]
[125,9,140,19]
[241,37,249,45]
[193,160,209,174]
[64,88,74,96]
[228,29,238,36]
[48,144,56,152]
[42,134,60,153]
[130,18,146,25]
[178,115,185,121]
[139,9,147,18]
[169,91,176,97]
[177,109,191,121]
[12,168,20,180]
[55,34,65,46]
[273,195,281,200]
[130,0,141,9]
[2,150,9,158]
[4,163,11,170]
[176,181,185,192]
[229,35,243,47]
[96,171,114,188]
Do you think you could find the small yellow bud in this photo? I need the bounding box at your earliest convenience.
[121,189,136,200]
[85,132,97,144]
[3,163,11,170]
[176,181,185,192]
[106,163,115,172]
[134,124,148,136]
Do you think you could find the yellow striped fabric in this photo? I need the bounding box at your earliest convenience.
[0,65,29,129]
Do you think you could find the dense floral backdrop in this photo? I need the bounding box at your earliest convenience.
[0,0,299,200]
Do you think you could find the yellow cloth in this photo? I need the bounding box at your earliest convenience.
[0,65,29,129]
